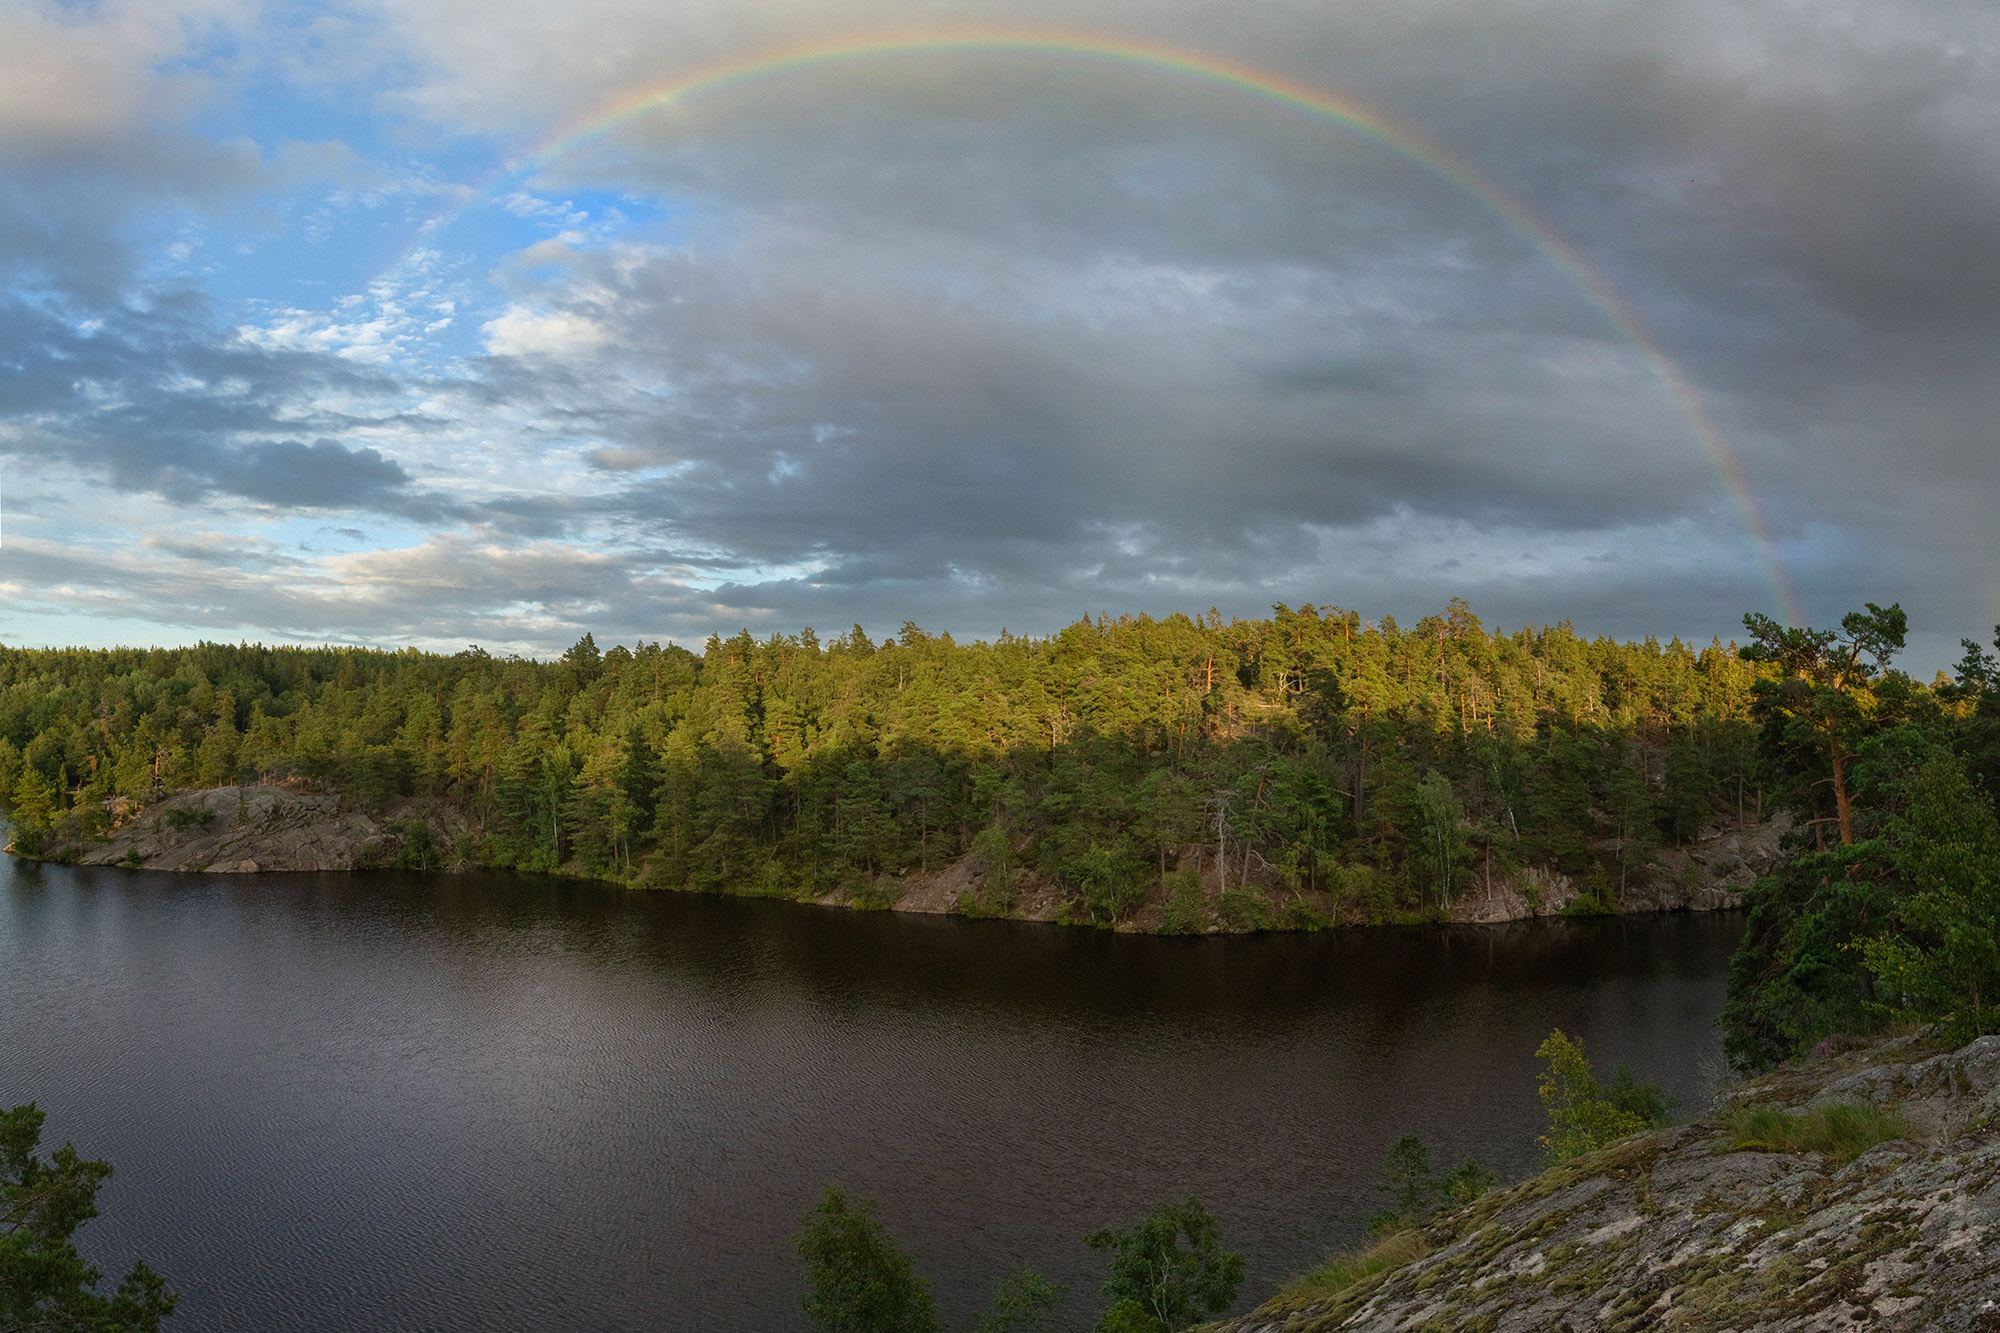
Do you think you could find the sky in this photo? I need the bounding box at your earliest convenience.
[0,0,1994,669]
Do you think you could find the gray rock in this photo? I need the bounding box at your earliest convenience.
[68,785,470,873]
[1204,1030,2000,1333]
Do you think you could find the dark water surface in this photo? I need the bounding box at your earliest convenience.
[0,858,1742,1330]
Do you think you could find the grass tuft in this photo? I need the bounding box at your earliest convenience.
[1725,1101,1910,1164]
[1277,1228,1431,1304]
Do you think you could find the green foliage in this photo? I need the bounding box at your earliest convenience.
[1367,1136,1496,1236]
[1410,771,1468,913]
[391,819,444,871]
[973,1269,1063,1333]
[1,1103,176,1332]
[970,826,1017,913]
[1086,1196,1245,1333]
[1560,868,1618,917]
[1215,885,1272,932]
[1159,866,1207,934]
[1726,1102,1910,1164]
[1739,602,1907,846]
[1724,737,2000,1069]
[1602,1063,1673,1127]
[1276,1230,1430,1306]
[1858,757,2000,1041]
[1372,1135,1435,1232]
[1534,1030,1669,1165]
[0,606,1828,925]
[1063,844,1150,927]
[794,1186,940,1333]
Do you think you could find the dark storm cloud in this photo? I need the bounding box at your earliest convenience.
[465,224,1728,590]
[419,0,1995,656]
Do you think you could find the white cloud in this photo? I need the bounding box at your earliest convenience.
[481,305,609,358]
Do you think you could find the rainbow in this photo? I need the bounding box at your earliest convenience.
[424,26,1799,623]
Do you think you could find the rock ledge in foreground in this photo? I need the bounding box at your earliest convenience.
[1208,1033,2000,1332]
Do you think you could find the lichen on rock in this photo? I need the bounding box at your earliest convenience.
[1207,1033,2000,1332]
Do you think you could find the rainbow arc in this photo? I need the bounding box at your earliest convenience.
[414,26,1798,623]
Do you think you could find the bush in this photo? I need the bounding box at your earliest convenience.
[1366,1135,1495,1236]
[971,826,1017,913]
[391,819,442,870]
[846,873,896,911]
[1278,898,1332,931]
[1160,867,1207,934]
[1329,864,1399,923]
[1535,1030,1671,1165]
[1087,1196,1244,1333]
[1726,1101,1910,1164]
[1064,845,1150,926]
[973,1269,1062,1333]
[795,1186,940,1333]
[1217,885,1272,932]
[1561,869,1618,917]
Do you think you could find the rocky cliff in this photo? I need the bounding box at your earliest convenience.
[1445,813,1791,924]
[61,785,471,873]
[1208,1032,2000,1332]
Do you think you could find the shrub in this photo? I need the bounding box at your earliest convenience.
[973,1269,1062,1333]
[1087,1196,1244,1333]
[795,1186,940,1333]
[1064,845,1149,926]
[1366,1135,1496,1236]
[1217,885,1272,931]
[391,819,441,870]
[1160,867,1207,934]
[847,874,896,911]
[1536,1029,1671,1165]
[971,826,1017,913]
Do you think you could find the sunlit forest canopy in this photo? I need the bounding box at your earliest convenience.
[1,601,1805,914]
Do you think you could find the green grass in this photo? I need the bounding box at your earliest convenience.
[1725,1101,1911,1164]
[1277,1228,1431,1305]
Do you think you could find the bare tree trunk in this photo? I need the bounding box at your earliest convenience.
[1829,727,1855,845]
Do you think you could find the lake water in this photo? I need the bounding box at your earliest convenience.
[0,857,1741,1330]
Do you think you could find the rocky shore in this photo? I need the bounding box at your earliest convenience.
[63,785,471,873]
[39,784,1783,929]
[1207,1032,2000,1332]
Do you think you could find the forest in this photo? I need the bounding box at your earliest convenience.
[0,601,1776,920]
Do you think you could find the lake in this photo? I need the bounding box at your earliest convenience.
[0,857,1742,1330]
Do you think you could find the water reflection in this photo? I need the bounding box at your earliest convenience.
[0,860,1740,1331]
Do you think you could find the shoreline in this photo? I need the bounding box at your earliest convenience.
[15,784,1787,936]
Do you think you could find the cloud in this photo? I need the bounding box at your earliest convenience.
[482,306,609,358]
[1,0,1996,670]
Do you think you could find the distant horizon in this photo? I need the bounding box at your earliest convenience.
[2,597,1975,680]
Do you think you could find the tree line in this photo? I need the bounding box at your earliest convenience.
[0,601,1782,925]
[1722,606,2000,1067]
